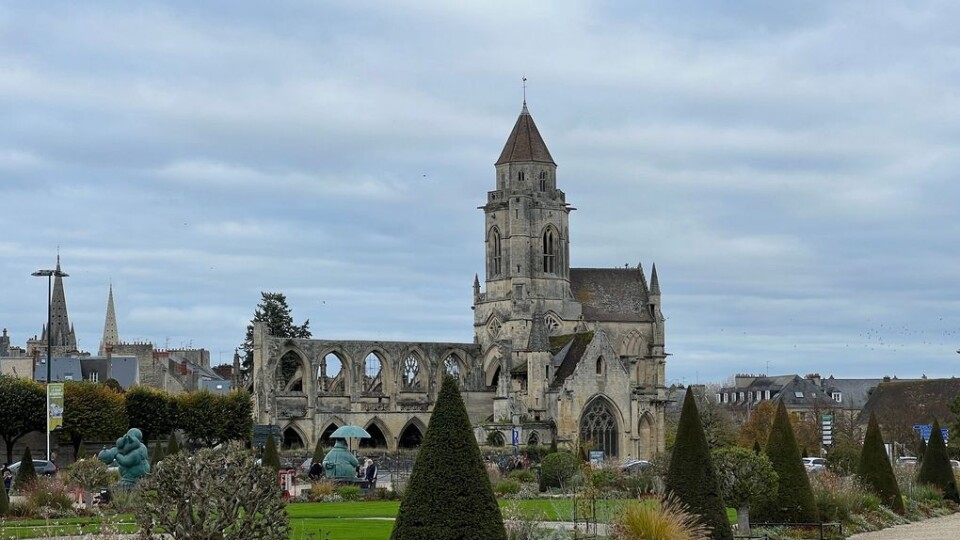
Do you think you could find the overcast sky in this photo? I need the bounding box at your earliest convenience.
[2,1,959,384]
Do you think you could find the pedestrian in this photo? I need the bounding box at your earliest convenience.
[309,460,323,481]
[363,458,377,486]
[2,466,12,494]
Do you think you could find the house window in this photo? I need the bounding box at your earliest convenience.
[716,394,721,403]
[765,390,771,400]
[542,229,556,273]
[832,392,842,403]
[739,392,744,402]
[88,372,99,382]
[794,391,804,398]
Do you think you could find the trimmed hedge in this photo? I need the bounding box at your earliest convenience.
[756,401,818,523]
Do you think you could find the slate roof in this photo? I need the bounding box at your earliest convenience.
[820,377,885,410]
[858,378,960,425]
[495,104,556,165]
[775,376,838,409]
[570,268,652,322]
[549,332,594,389]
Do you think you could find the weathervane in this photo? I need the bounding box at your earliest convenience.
[522,75,527,105]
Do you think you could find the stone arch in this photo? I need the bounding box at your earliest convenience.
[579,395,622,459]
[398,417,426,449]
[281,424,306,450]
[482,347,503,388]
[277,348,308,392]
[488,431,505,447]
[527,431,540,446]
[540,224,560,274]
[440,350,466,386]
[317,350,349,394]
[398,348,429,392]
[637,412,655,460]
[361,417,391,449]
[317,417,345,447]
[360,349,389,394]
[596,356,605,375]
[543,311,563,335]
[619,329,646,358]
[488,226,503,277]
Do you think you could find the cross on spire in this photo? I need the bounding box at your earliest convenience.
[522,75,527,106]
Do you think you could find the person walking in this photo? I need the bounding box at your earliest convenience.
[363,458,377,486]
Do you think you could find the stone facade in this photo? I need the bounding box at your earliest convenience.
[252,103,667,459]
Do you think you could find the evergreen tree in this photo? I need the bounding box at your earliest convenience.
[166,433,181,456]
[312,438,325,465]
[801,447,809,458]
[151,442,166,468]
[857,413,904,514]
[753,440,762,455]
[757,401,818,523]
[240,292,311,375]
[665,390,733,540]
[263,433,281,472]
[917,419,959,502]
[918,435,927,462]
[391,375,506,540]
[13,447,37,491]
[0,469,8,515]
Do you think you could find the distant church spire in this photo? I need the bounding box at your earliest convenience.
[650,263,661,296]
[99,284,119,355]
[43,256,77,350]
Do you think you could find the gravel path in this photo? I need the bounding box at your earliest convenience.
[848,512,960,540]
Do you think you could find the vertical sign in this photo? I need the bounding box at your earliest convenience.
[821,414,833,446]
[48,383,64,432]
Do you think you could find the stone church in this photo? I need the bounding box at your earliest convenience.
[250,103,667,460]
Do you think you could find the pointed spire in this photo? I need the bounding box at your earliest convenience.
[48,257,76,350]
[527,307,550,352]
[99,284,120,356]
[496,103,555,165]
[637,262,649,292]
[650,263,661,296]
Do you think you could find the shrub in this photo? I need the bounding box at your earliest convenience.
[135,443,289,540]
[811,472,877,522]
[494,479,521,496]
[65,458,112,508]
[917,418,959,502]
[857,413,904,514]
[612,494,710,540]
[508,469,536,483]
[755,401,817,523]
[262,432,281,472]
[538,452,579,492]
[310,480,337,499]
[23,476,74,518]
[391,375,506,540]
[665,390,733,540]
[13,446,38,492]
[825,434,861,476]
[0,472,8,515]
[336,484,363,501]
[590,468,617,489]
[166,432,180,456]
[712,446,777,537]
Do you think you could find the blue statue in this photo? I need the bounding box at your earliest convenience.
[99,427,151,487]
[321,438,359,480]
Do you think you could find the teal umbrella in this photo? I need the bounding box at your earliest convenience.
[330,425,371,439]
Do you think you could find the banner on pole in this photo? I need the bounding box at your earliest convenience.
[48,383,64,432]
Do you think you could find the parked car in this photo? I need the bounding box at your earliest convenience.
[951,460,960,469]
[802,457,826,473]
[8,459,58,476]
[619,459,652,474]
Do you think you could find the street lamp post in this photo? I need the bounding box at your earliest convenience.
[32,267,68,462]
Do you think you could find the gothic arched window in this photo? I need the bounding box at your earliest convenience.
[490,228,502,276]
[542,228,556,274]
[596,356,604,375]
[402,353,423,391]
[444,354,461,383]
[539,171,547,191]
[580,398,619,458]
[363,352,383,394]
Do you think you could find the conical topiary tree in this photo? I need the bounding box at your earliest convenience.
[857,413,904,514]
[263,433,281,472]
[13,447,37,491]
[665,390,733,540]
[0,468,9,514]
[391,375,506,540]
[151,442,166,468]
[166,433,181,456]
[312,438,325,465]
[917,418,959,502]
[918,435,927,463]
[757,401,818,523]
